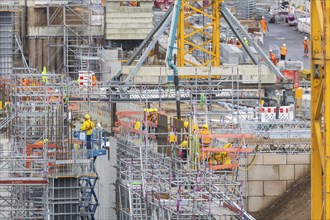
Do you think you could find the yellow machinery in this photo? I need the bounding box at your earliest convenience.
[311,0,330,219]
[177,0,223,66]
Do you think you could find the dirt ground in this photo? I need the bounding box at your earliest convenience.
[252,172,311,220]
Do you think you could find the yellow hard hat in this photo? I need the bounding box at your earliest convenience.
[153,108,158,112]
[144,108,147,112]
[43,138,49,143]
[202,124,209,129]
[85,114,90,119]
[184,121,189,128]
[182,140,188,148]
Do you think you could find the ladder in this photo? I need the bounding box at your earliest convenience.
[129,190,147,219]
[0,114,14,130]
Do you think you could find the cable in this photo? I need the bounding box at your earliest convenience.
[239,145,261,171]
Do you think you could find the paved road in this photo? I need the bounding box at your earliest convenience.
[261,23,310,70]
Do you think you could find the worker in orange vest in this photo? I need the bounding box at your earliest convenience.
[199,124,212,164]
[280,43,287,60]
[236,39,242,49]
[303,36,309,58]
[227,36,234,44]
[22,78,29,86]
[269,49,278,66]
[260,16,268,36]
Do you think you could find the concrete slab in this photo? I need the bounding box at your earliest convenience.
[287,154,310,165]
[263,154,286,165]
[248,165,279,181]
[248,196,276,212]
[279,165,295,180]
[264,180,287,196]
[294,164,310,180]
[248,181,263,196]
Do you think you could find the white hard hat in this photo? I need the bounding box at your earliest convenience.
[244,37,246,40]
[231,36,234,39]
[283,43,286,47]
[262,16,264,19]
[304,36,308,40]
[269,49,273,52]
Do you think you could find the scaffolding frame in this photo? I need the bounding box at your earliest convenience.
[45,0,104,78]
[115,108,253,219]
[0,68,99,219]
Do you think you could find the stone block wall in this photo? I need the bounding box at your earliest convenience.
[105,0,153,40]
[240,154,310,212]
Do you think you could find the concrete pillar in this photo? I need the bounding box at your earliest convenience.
[56,38,63,73]
[49,39,56,73]
[29,38,36,68]
[27,7,35,27]
[42,39,47,71]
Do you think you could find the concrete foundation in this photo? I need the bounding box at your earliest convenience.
[121,65,277,84]
[242,154,310,212]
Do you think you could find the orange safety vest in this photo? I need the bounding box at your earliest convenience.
[280,46,287,56]
[200,128,211,145]
[304,40,309,49]
[22,79,29,86]
[270,53,277,66]
[260,19,267,32]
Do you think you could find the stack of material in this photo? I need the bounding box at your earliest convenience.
[236,0,256,19]
[297,17,310,34]
[220,44,243,64]
[282,60,304,70]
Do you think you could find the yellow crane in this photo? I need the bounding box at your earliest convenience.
[177,0,223,66]
[311,0,330,219]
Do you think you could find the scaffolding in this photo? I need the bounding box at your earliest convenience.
[0,68,103,219]
[44,0,104,78]
[111,75,310,219]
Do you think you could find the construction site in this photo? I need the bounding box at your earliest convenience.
[0,0,328,219]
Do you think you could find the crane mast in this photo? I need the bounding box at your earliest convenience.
[311,0,330,219]
[177,0,223,66]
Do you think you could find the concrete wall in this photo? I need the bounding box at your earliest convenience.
[240,154,310,212]
[121,65,277,83]
[104,0,153,40]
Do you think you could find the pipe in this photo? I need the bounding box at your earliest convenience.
[166,0,182,119]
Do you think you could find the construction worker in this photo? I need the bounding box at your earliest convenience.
[280,43,287,60]
[269,49,278,66]
[243,37,249,46]
[42,66,48,84]
[200,124,211,147]
[179,140,188,162]
[147,108,158,124]
[22,78,29,86]
[184,121,189,133]
[213,143,232,166]
[303,36,309,58]
[80,114,95,149]
[260,16,268,36]
[199,124,212,164]
[236,38,242,49]
[91,75,97,86]
[227,36,234,44]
